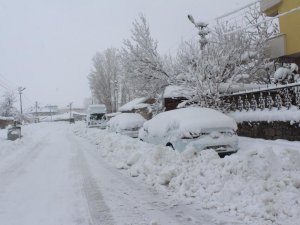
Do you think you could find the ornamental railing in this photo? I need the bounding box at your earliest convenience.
[220,83,300,112]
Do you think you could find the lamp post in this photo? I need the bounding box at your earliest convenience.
[187,14,209,50]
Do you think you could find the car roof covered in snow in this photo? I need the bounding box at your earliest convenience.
[143,107,237,137]
[107,113,146,130]
[87,104,106,114]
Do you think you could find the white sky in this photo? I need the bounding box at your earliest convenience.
[0,0,253,110]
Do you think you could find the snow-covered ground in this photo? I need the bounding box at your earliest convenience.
[0,122,299,225]
[74,123,300,225]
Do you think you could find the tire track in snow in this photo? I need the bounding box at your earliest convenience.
[72,138,115,225]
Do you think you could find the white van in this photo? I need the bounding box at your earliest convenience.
[86,104,106,128]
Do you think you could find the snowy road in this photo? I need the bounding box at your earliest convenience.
[0,123,217,225]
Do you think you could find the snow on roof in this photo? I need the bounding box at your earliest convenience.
[143,107,237,137]
[228,106,300,122]
[40,113,73,121]
[163,85,193,99]
[119,97,149,112]
[0,116,14,121]
[107,113,146,131]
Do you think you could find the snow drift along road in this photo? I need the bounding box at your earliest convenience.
[74,123,300,225]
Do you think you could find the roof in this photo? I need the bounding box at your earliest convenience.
[0,116,14,121]
[163,85,194,99]
[119,97,149,112]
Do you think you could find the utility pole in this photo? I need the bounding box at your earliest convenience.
[68,102,73,123]
[18,87,26,119]
[35,101,39,123]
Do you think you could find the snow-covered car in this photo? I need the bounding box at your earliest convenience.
[107,113,146,138]
[139,107,238,155]
[86,104,106,128]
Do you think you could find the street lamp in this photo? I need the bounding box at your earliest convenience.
[187,14,209,50]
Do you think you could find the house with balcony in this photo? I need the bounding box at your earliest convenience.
[260,0,300,72]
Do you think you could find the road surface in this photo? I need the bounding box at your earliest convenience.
[0,123,219,225]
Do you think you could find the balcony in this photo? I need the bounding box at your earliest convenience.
[260,0,282,16]
[267,33,286,58]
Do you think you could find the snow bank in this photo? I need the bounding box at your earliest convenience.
[74,125,300,225]
[228,106,300,122]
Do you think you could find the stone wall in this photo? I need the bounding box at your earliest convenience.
[237,121,300,141]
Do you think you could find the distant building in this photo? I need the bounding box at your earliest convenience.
[261,0,300,72]
[28,105,59,117]
[0,116,14,129]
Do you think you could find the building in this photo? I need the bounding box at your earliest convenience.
[260,0,300,72]
[119,97,155,120]
[0,116,14,129]
[163,85,194,111]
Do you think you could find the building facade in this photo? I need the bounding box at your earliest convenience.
[261,0,300,71]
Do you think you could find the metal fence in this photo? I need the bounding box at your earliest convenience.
[221,83,300,112]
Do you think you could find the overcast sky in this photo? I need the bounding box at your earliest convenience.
[0,0,253,110]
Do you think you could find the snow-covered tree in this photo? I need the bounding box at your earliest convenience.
[88,48,125,113]
[0,91,17,117]
[121,14,171,98]
[173,7,278,109]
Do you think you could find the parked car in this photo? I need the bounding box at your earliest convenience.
[138,107,238,155]
[107,113,146,138]
[86,104,106,128]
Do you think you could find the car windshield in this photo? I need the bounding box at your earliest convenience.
[90,113,105,120]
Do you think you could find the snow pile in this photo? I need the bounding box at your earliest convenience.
[0,123,47,158]
[229,106,300,122]
[119,97,149,112]
[74,125,300,225]
[107,113,146,132]
[142,107,237,138]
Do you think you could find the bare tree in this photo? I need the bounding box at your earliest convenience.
[88,48,123,113]
[0,91,17,117]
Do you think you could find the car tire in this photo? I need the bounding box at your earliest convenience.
[166,142,175,150]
